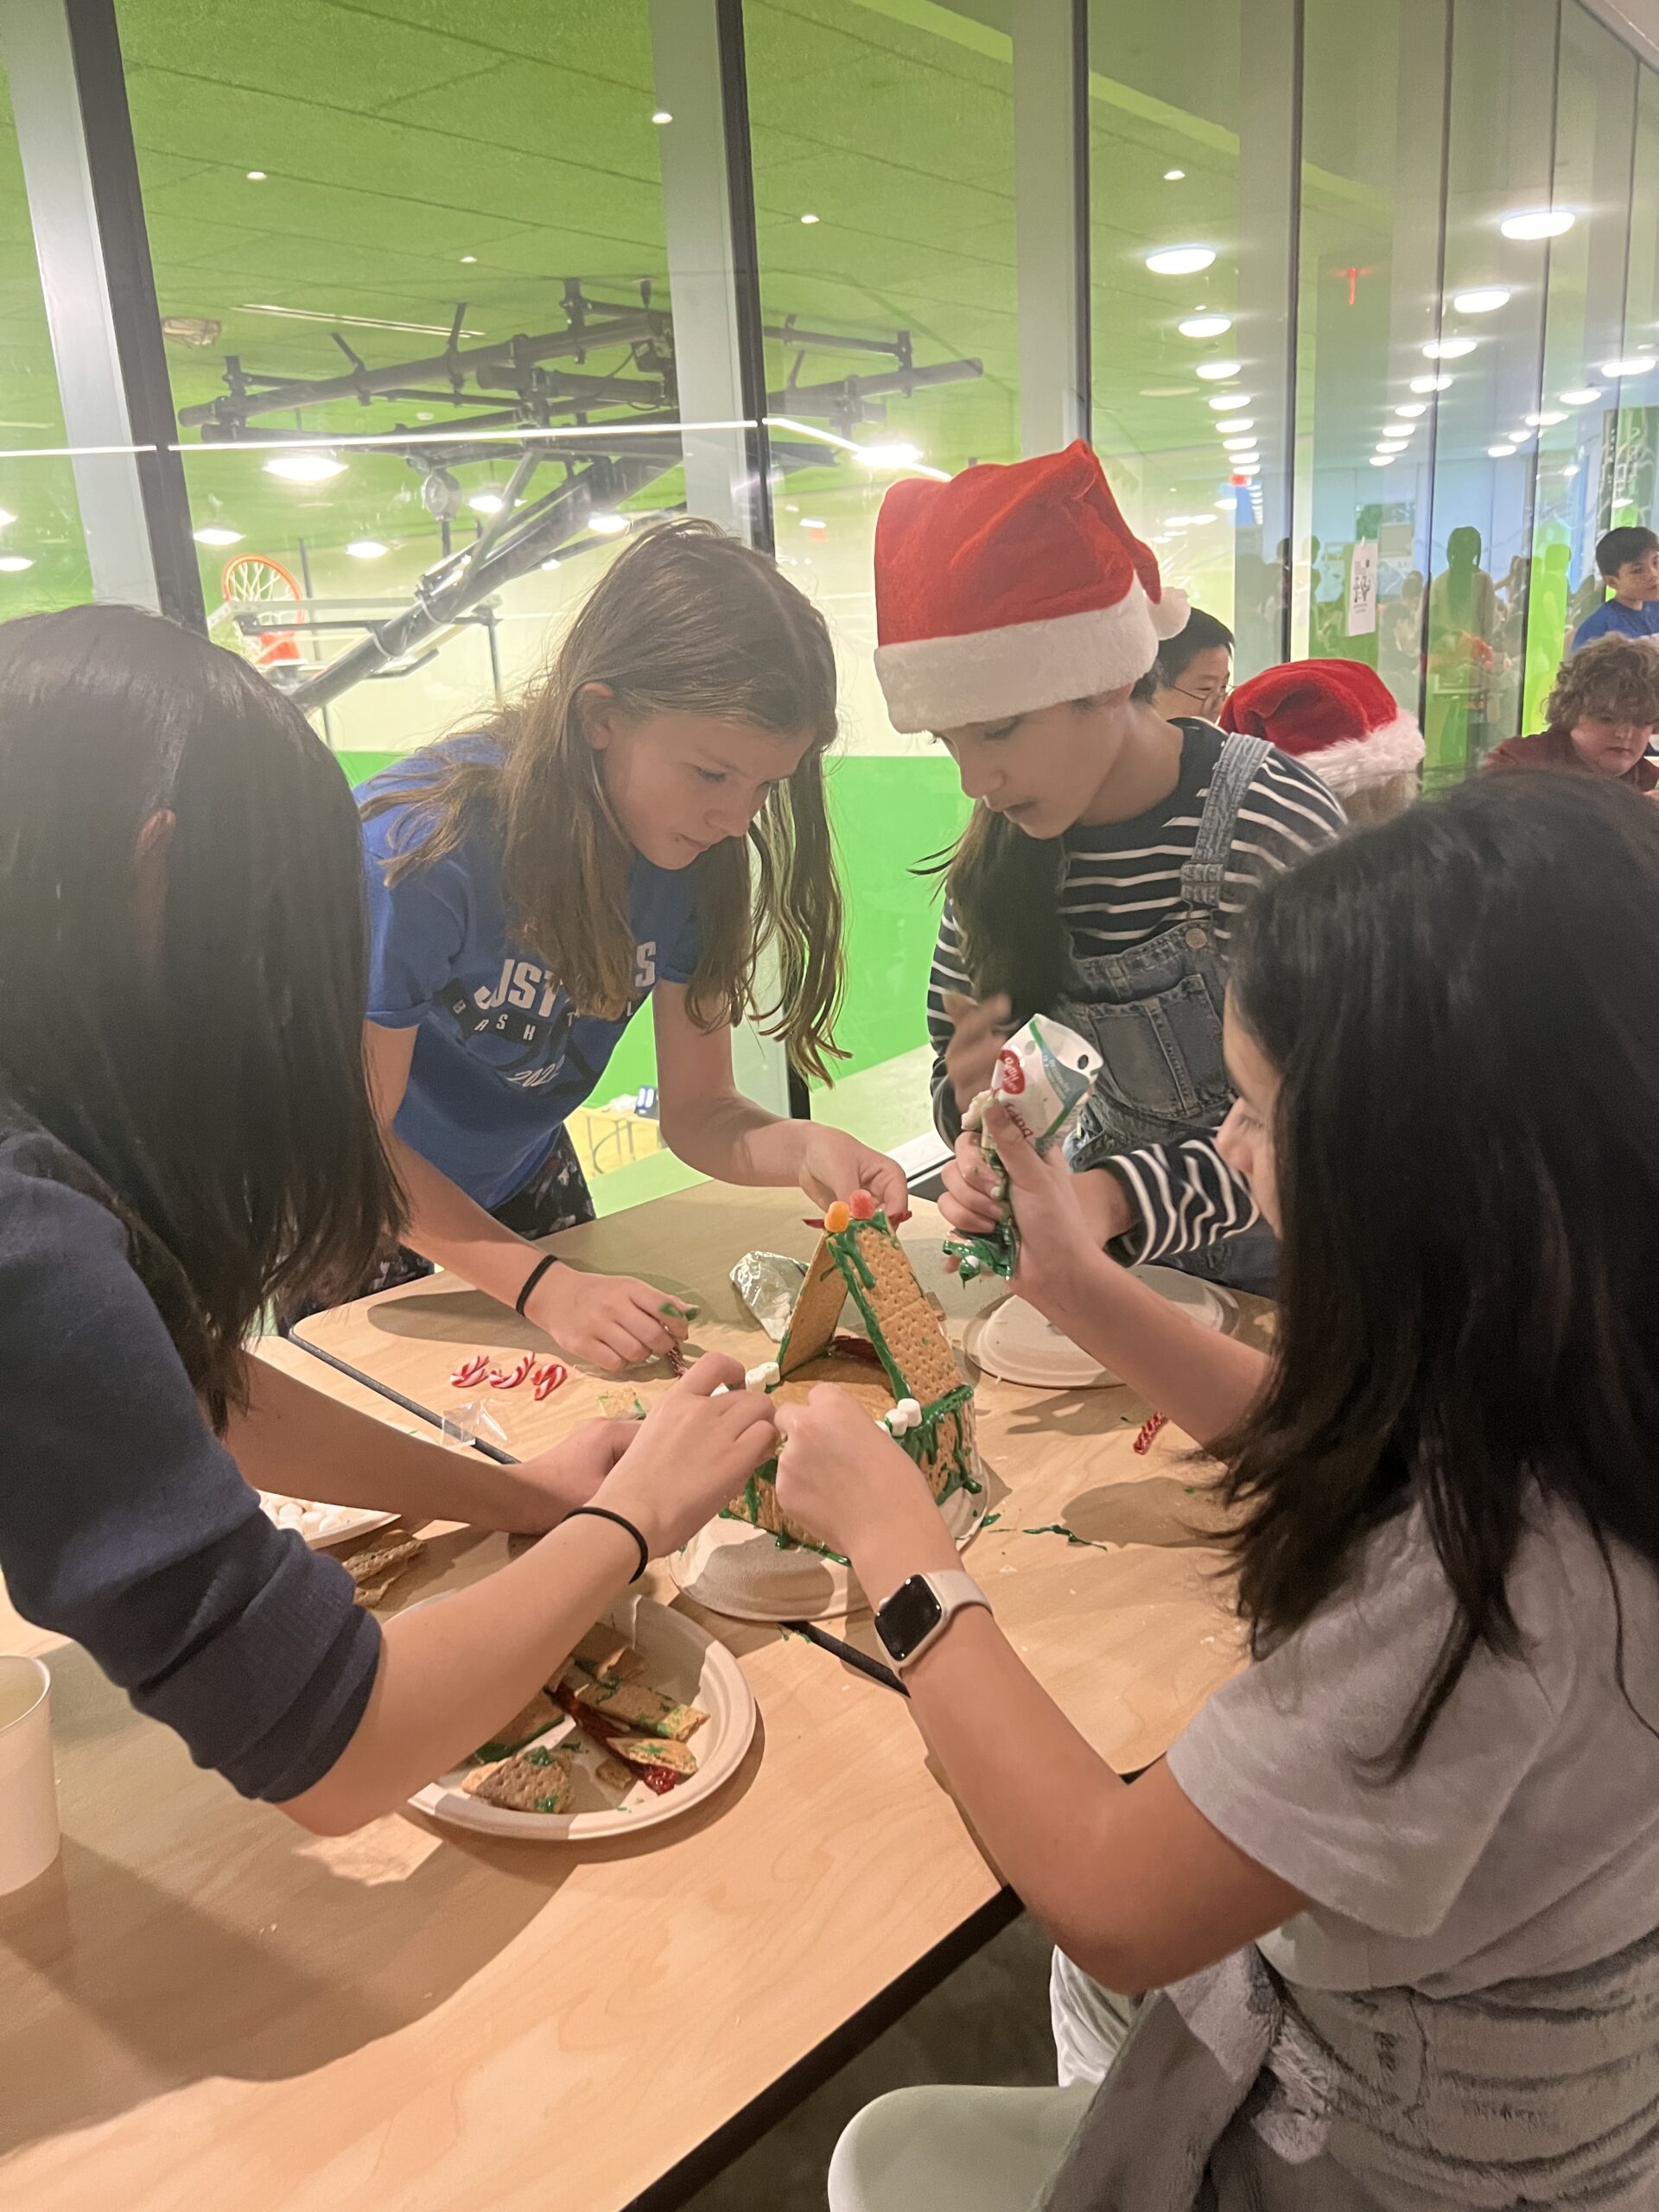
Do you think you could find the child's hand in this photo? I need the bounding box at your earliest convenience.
[527,1264,691,1372]
[593,1355,776,1554]
[772,1384,943,1562]
[943,991,1012,1116]
[938,1128,1006,1268]
[983,1101,1101,1311]
[798,1127,911,1224]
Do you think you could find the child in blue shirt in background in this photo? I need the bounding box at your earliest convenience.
[1570,524,1659,649]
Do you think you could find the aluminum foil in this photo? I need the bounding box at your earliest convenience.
[730,1249,808,1340]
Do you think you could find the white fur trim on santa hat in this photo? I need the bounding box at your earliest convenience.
[874,581,1191,733]
[1294,709,1426,798]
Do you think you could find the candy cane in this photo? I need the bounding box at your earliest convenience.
[486,1351,537,1391]
[533,1361,569,1401]
[449,1353,490,1389]
[1133,1411,1166,1456]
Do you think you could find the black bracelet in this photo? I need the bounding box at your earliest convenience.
[564,1505,649,1583]
[515,1252,559,1317]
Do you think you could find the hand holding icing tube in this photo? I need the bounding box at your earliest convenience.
[942,1014,1101,1283]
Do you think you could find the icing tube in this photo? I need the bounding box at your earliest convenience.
[943,1014,1102,1284]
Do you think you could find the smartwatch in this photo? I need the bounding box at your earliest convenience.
[874,1570,990,1672]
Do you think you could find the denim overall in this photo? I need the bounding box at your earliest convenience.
[1058,731,1279,1294]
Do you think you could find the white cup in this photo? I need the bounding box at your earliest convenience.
[0,1655,60,1895]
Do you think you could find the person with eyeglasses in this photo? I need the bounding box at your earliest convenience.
[1149,606,1234,725]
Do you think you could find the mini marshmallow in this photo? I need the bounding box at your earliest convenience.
[746,1360,780,1390]
[882,1396,924,1437]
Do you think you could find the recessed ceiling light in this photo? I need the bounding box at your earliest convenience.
[460,254,476,264]
[0,553,34,570]
[799,516,827,529]
[800,212,820,225]
[1501,207,1574,239]
[1564,463,1581,478]
[1411,372,1454,393]
[468,491,505,515]
[245,170,266,182]
[345,539,389,559]
[652,109,673,124]
[1452,287,1510,314]
[1208,392,1251,410]
[192,525,242,547]
[1145,245,1217,276]
[1394,403,1427,418]
[1164,168,1185,181]
[1488,442,1517,457]
[856,441,923,467]
[1195,359,1243,381]
[1222,435,1255,450]
[1525,410,1567,428]
[1602,356,1656,378]
[589,513,631,535]
[264,451,346,483]
[1214,416,1254,432]
[0,507,15,529]
[1423,338,1477,359]
[1560,385,1603,405]
[1369,454,1395,467]
[1178,314,1232,338]
[1214,497,1234,510]
[1376,440,1408,454]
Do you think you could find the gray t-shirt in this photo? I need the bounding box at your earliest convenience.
[1165,1497,1659,1995]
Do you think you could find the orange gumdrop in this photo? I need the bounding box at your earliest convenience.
[848,1188,878,1219]
[823,1200,851,1233]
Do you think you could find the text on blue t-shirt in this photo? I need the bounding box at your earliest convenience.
[359,739,702,1210]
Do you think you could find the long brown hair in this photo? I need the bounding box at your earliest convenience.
[364,520,847,1081]
[0,606,399,1425]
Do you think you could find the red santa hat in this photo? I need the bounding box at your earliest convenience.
[872,442,1190,733]
[1218,658,1425,798]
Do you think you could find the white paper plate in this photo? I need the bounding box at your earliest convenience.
[410,1592,756,1842]
[671,1476,985,1623]
[260,1496,400,1551]
[962,1265,1236,1389]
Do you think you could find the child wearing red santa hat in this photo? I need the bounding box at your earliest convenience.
[1219,658,1426,823]
[878,442,1344,1294]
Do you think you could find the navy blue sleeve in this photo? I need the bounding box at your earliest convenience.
[0,1145,380,1802]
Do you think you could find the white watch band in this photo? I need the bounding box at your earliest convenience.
[898,1569,990,1671]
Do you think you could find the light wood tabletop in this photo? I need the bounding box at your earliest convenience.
[0,1186,1250,2212]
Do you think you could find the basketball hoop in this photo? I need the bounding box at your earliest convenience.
[220,554,304,664]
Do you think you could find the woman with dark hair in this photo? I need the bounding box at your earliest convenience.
[0,606,775,1833]
[783,773,1659,2207]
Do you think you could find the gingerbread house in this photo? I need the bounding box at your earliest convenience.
[724,1195,979,1554]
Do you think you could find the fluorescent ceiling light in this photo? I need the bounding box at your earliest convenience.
[242,303,486,339]
[1564,463,1581,478]
[1145,245,1217,276]
[1411,372,1453,394]
[1423,337,1477,359]
[856,441,923,467]
[1452,287,1510,314]
[0,507,14,529]
[1560,385,1603,405]
[192,525,242,547]
[1195,359,1243,381]
[1601,356,1656,378]
[1525,410,1567,428]
[1164,168,1185,181]
[652,109,672,124]
[1488,442,1517,457]
[1394,403,1427,418]
[245,170,266,182]
[540,556,562,569]
[800,212,820,225]
[1501,207,1574,240]
[1178,314,1231,338]
[467,491,505,515]
[264,451,346,482]
[460,254,476,264]
[345,539,388,559]
[0,553,33,570]
[588,513,631,535]
[1215,497,1234,510]
[1208,392,1251,410]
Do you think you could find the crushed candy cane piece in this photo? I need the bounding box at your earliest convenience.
[848,1188,878,1220]
[1133,1411,1166,1456]
[823,1200,851,1233]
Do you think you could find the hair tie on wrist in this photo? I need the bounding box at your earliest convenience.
[515,1252,558,1318]
[564,1505,649,1583]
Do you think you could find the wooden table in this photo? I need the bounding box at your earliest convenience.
[0,1188,1251,2212]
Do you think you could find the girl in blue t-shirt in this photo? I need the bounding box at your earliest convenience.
[359,520,903,1371]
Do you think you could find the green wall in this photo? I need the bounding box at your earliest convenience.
[336,751,970,1100]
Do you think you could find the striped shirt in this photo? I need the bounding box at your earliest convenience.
[928,724,1344,1262]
